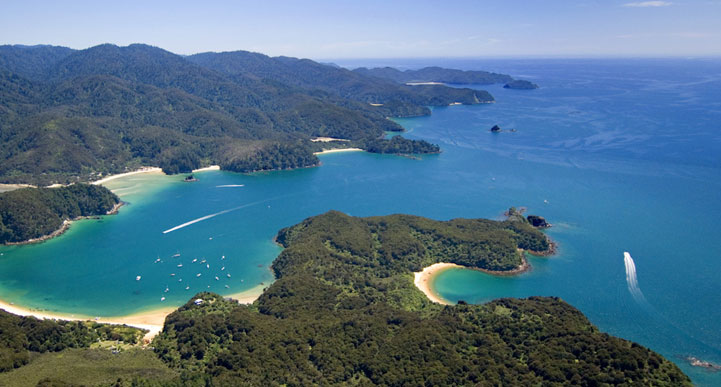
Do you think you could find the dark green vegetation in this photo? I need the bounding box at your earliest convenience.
[0,348,177,387]
[147,211,689,385]
[354,66,514,85]
[504,79,540,89]
[0,309,145,373]
[0,184,119,244]
[0,44,500,185]
[0,211,689,385]
[356,136,440,155]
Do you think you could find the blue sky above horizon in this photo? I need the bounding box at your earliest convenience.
[1,0,720,60]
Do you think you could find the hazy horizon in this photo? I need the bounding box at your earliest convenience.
[2,1,720,60]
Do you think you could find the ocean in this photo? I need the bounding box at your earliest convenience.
[1,58,720,384]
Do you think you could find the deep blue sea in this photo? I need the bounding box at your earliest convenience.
[1,58,720,384]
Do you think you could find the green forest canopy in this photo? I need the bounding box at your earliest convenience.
[0,44,502,185]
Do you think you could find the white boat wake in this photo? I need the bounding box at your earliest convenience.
[624,251,648,304]
[216,184,245,188]
[162,199,266,234]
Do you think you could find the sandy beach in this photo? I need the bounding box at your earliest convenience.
[92,167,163,185]
[413,263,463,305]
[313,148,363,155]
[225,283,267,304]
[0,284,265,344]
[192,165,221,173]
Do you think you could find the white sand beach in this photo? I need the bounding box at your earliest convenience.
[0,284,265,344]
[192,165,221,172]
[92,167,163,185]
[313,148,363,155]
[413,263,463,305]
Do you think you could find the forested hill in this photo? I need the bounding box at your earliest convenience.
[0,44,497,185]
[149,211,690,385]
[0,184,119,244]
[187,51,494,113]
[354,65,516,84]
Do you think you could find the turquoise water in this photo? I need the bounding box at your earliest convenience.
[2,58,721,384]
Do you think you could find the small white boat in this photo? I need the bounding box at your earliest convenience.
[221,255,225,259]
[161,297,166,301]
[172,253,180,258]
[206,264,210,269]
[192,258,197,263]
[221,267,225,271]
[185,286,190,290]
[227,274,231,278]
[215,276,219,281]
[170,273,175,276]
[201,259,206,263]
[225,285,229,288]
[178,278,182,282]
[177,264,183,268]
[196,273,201,277]
[154,258,161,263]
[136,276,141,281]
[164,287,169,293]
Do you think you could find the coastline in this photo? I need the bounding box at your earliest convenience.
[192,165,221,173]
[313,147,363,155]
[413,241,556,304]
[0,284,265,344]
[92,167,163,185]
[413,263,462,305]
[4,201,126,246]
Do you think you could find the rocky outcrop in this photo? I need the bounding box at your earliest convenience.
[527,215,551,228]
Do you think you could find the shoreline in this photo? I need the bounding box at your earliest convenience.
[4,201,126,246]
[0,284,265,344]
[92,167,163,185]
[414,263,462,305]
[313,147,364,155]
[192,165,221,173]
[413,241,556,304]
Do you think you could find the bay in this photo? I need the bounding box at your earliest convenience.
[1,58,720,384]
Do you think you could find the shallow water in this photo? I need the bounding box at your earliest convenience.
[1,58,720,384]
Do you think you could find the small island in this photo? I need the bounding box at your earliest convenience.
[504,79,540,89]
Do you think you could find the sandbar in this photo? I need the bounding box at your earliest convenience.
[313,148,363,155]
[413,263,463,305]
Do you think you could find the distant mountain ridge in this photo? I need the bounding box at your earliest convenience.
[353,65,514,85]
[0,44,506,185]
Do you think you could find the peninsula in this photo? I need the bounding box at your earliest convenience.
[0,211,691,384]
[0,184,120,244]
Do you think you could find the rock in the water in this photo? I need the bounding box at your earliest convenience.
[527,215,550,228]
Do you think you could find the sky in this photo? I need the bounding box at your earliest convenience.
[1,0,720,59]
